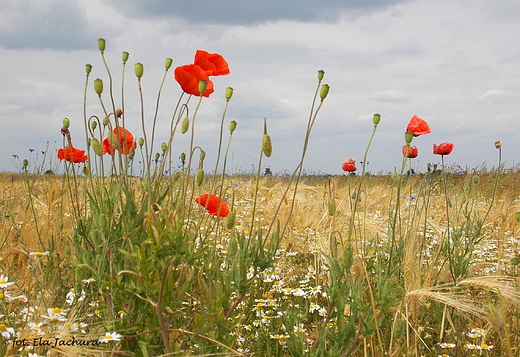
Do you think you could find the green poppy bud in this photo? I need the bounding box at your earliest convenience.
[405,131,414,145]
[196,168,204,186]
[161,142,167,152]
[91,138,103,157]
[165,58,173,70]
[129,149,135,160]
[318,70,325,81]
[226,211,236,229]
[94,78,103,96]
[512,257,520,266]
[180,152,186,164]
[155,152,160,161]
[198,80,207,96]
[82,165,90,176]
[85,64,92,74]
[229,120,237,133]
[98,38,106,52]
[181,117,189,134]
[262,134,272,157]
[138,138,144,147]
[225,87,234,101]
[327,197,336,216]
[108,132,119,149]
[23,159,28,168]
[122,52,129,63]
[102,117,109,126]
[200,150,206,161]
[135,62,144,79]
[62,118,70,129]
[90,121,97,130]
[472,175,480,185]
[515,212,520,223]
[319,84,330,100]
[373,113,381,126]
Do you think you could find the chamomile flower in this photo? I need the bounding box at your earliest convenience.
[29,251,50,258]
[0,275,15,289]
[0,323,15,339]
[99,332,122,343]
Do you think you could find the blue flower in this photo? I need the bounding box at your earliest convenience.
[29,149,35,152]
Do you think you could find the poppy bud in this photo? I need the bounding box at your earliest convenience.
[230,120,237,133]
[91,138,103,157]
[320,84,330,100]
[226,211,236,229]
[161,142,167,152]
[85,64,92,74]
[129,149,135,160]
[155,152,160,161]
[91,121,97,130]
[318,70,325,81]
[94,78,103,96]
[108,132,119,149]
[122,52,129,63]
[515,212,520,223]
[63,118,70,129]
[181,117,189,134]
[373,113,381,126]
[198,80,207,96]
[115,109,123,118]
[165,58,173,70]
[138,138,144,147]
[23,159,28,168]
[200,150,206,161]
[98,38,106,52]
[196,168,204,186]
[495,140,502,149]
[405,131,414,145]
[180,152,186,164]
[102,117,109,126]
[262,134,272,157]
[512,257,520,266]
[225,87,234,101]
[472,175,480,185]
[82,165,90,176]
[135,62,144,79]
[327,197,336,216]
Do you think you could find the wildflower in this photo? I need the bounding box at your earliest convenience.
[174,64,214,97]
[28,322,45,335]
[342,158,357,172]
[439,342,456,348]
[402,145,418,158]
[99,332,122,343]
[0,275,15,289]
[42,307,67,322]
[29,251,50,258]
[309,303,321,313]
[103,127,137,155]
[480,343,494,350]
[466,344,478,350]
[0,323,15,339]
[194,50,230,76]
[83,278,96,284]
[195,194,229,217]
[406,115,431,137]
[270,334,290,346]
[57,146,88,163]
[433,142,454,156]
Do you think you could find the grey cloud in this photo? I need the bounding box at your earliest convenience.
[0,0,93,50]
[369,91,410,103]
[109,0,413,25]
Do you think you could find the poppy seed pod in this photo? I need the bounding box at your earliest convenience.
[229,120,237,133]
[138,138,144,147]
[318,70,325,81]
[405,131,414,145]
[98,38,106,52]
[320,84,330,100]
[226,211,236,229]
[122,52,129,63]
[94,78,103,96]
[262,134,272,157]
[85,64,92,74]
[62,118,70,129]
[373,113,381,126]
[196,168,204,186]
[135,63,144,79]
[181,117,189,134]
[161,142,167,152]
[198,80,208,96]
[225,87,234,101]
[165,58,173,70]
[495,140,502,149]
[115,109,123,118]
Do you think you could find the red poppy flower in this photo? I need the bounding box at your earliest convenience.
[402,145,418,158]
[342,158,357,172]
[433,142,454,155]
[194,50,230,76]
[406,115,431,137]
[174,64,215,97]
[57,145,88,163]
[195,194,229,217]
[103,127,137,155]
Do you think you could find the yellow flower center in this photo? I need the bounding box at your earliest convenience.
[0,324,7,332]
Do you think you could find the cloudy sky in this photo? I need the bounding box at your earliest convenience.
[1,0,519,175]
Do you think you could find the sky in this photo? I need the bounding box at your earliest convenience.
[1,0,519,175]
